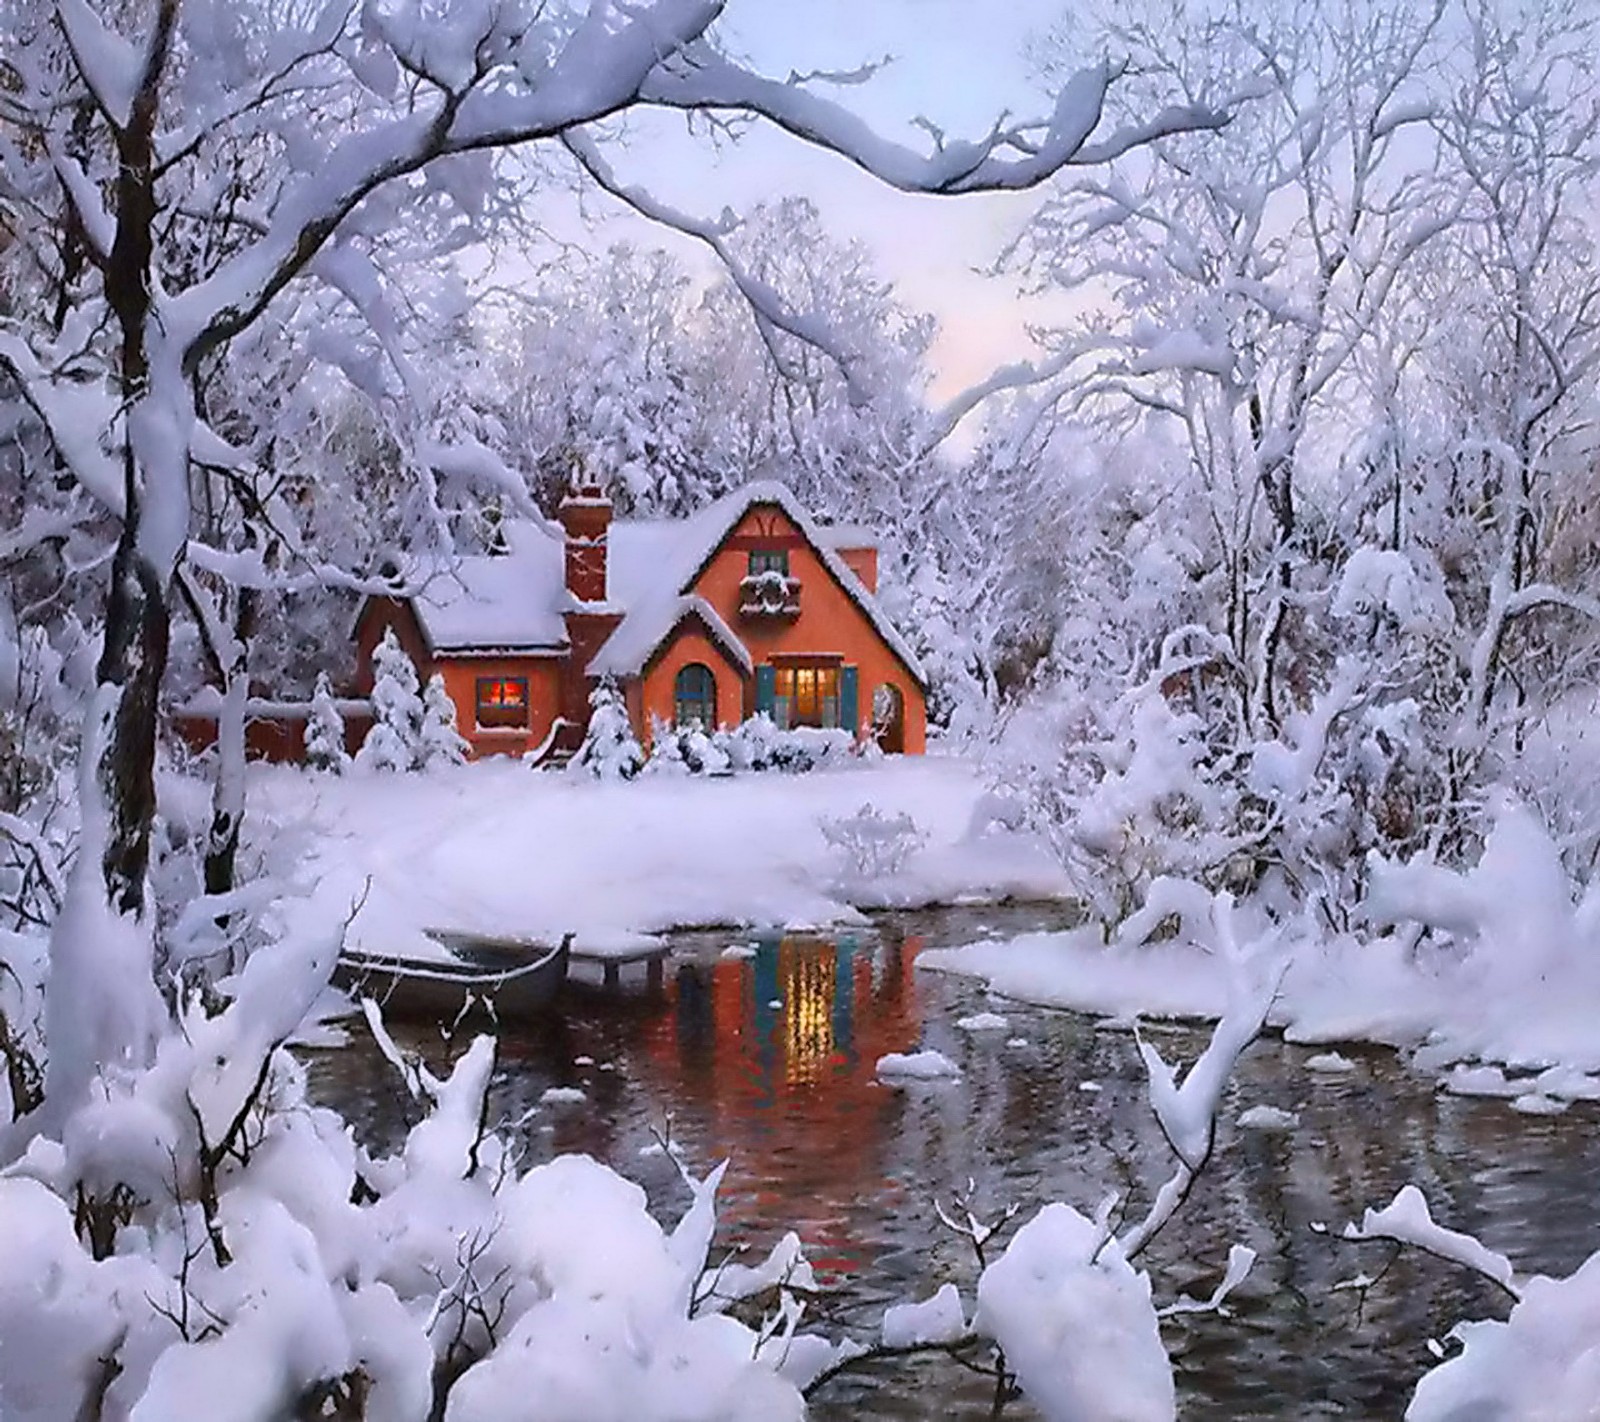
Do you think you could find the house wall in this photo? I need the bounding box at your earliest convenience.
[638,624,748,745]
[834,546,877,594]
[354,597,433,691]
[687,507,926,753]
[436,656,564,760]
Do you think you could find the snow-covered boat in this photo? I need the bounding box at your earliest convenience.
[333,934,570,1023]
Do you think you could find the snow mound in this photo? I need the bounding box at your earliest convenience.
[881,1283,968,1348]
[975,1202,1174,1422]
[1407,1253,1600,1421]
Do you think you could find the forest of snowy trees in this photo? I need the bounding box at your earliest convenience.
[2,0,1600,1417]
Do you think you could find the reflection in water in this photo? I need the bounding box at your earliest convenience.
[306,908,1600,1421]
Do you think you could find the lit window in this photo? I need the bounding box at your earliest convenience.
[748,549,789,577]
[773,665,839,730]
[475,676,529,729]
[674,663,717,728]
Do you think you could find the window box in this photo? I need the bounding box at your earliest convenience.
[738,570,801,619]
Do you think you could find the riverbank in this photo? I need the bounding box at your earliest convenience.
[246,754,1070,962]
[923,808,1600,1102]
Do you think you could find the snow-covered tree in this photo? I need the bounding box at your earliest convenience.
[570,679,643,782]
[303,672,348,775]
[356,630,423,774]
[418,672,470,770]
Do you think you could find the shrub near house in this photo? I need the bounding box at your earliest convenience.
[353,481,928,760]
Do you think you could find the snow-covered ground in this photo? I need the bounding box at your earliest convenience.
[246,755,1068,962]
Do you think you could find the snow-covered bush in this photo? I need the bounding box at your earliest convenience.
[418,673,471,769]
[644,719,731,777]
[0,922,810,1420]
[303,671,349,774]
[767,726,855,774]
[819,802,926,878]
[356,629,423,774]
[570,678,643,781]
[715,714,780,773]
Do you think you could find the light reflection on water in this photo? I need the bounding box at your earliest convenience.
[306,907,1600,1420]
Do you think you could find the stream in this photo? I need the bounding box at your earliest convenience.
[306,904,1600,1419]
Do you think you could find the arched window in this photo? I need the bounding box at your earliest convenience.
[674,663,717,729]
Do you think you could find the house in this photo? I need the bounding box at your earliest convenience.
[353,480,927,759]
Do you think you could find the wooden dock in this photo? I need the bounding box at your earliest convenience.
[570,941,671,993]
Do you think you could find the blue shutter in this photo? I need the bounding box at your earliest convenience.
[755,663,776,719]
[841,665,859,738]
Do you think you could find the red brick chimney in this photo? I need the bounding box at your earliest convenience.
[557,474,622,751]
[558,476,613,604]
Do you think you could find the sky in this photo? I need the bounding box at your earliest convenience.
[530,0,1091,404]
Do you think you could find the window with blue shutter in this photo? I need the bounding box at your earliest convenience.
[840,666,859,737]
[755,664,776,721]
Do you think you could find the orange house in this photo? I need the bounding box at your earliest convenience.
[354,481,927,759]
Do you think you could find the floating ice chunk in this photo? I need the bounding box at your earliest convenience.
[1006,1037,1030,1049]
[1306,1051,1357,1074]
[882,1283,968,1348]
[1238,1105,1299,1131]
[1534,1066,1600,1102]
[1078,1081,1103,1093]
[539,1086,587,1106]
[956,1011,1010,1032]
[1441,1065,1522,1098]
[876,1049,961,1081]
[1511,1093,1568,1117]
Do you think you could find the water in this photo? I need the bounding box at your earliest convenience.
[306,907,1600,1419]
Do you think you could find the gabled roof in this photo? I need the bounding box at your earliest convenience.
[587,595,752,679]
[636,481,926,688]
[406,480,926,687]
[409,521,569,653]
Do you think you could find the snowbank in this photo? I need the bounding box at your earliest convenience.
[923,807,1600,1083]
[247,755,1068,960]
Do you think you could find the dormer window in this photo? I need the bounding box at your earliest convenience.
[748,549,789,577]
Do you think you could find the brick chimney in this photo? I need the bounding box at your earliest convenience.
[557,473,623,751]
[558,475,613,604]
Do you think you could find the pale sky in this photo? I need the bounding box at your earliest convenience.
[538,0,1089,403]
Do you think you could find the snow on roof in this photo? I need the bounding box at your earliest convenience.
[815,523,876,551]
[675,482,926,686]
[407,481,924,686]
[411,521,569,652]
[587,595,752,679]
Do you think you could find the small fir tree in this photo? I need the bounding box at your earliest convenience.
[642,718,690,777]
[419,672,471,769]
[304,671,349,773]
[356,627,424,772]
[570,677,643,781]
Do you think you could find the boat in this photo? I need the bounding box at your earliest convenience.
[333,933,570,1024]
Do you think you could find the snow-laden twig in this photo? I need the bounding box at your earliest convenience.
[1342,1185,1521,1303]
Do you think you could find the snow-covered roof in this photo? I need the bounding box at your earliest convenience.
[406,482,925,687]
[815,523,876,551]
[646,481,926,688]
[587,595,752,679]
[411,522,569,652]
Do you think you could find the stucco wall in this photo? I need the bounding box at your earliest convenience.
[638,623,748,744]
[436,656,564,760]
